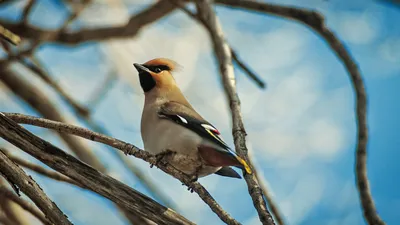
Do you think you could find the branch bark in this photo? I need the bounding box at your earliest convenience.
[0,112,241,225]
[0,112,194,225]
[2,149,79,187]
[211,1,384,225]
[0,149,71,225]
[195,1,274,225]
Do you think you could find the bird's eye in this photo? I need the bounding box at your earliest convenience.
[154,67,162,73]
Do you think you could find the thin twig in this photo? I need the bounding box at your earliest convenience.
[21,0,35,25]
[172,0,265,89]
[194,1,274,225]
[20,57,90,118]
[0,149,71,225]
[212,1,384,225]
[2,113,241,225]
[0,186,51,225]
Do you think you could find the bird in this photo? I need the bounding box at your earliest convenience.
[133,58,252,182]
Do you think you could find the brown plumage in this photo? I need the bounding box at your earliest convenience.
[133,58,252,180]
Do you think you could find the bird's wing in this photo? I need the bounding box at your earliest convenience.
[158,101,252,174]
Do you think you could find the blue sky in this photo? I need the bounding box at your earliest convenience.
[0,0,399,225]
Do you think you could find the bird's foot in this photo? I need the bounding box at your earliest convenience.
[150,150,175,168]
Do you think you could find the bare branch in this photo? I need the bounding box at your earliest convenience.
[172,0,265,89]
[20,57,90,118]
[0,1,177,45]
[21,0,35,25]
[194,1,274,224]
[0,112,196,225]
[0,25,21,46]
[230,49,265,89]
[0,62,105,171]
[0,62,169,224]
[0,186,51,225]
[212,1,384,225]
[2,113,241,225]
[0,149,72,225]
[2,150,79,187]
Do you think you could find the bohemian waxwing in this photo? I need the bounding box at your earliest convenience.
[133,58,252,180]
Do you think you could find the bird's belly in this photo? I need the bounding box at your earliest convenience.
[143,119,201,155]
[142,119,220,176]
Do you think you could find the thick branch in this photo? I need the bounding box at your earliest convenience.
[0,63,168,224]
[0,186,51,225]
[1,0,177,45]
[213,1,384,225]
[1,113,240,225]
[0,149,71,225]
[195,1,274,225]
[0,113,194,225]
[2,150,79,187]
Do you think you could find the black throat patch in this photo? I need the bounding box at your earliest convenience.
[139,71,156,92]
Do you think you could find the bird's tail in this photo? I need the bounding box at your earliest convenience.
[234,155,252,174]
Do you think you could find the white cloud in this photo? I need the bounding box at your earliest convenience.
[336,11,381,45]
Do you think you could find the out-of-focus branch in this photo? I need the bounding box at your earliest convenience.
[230,49,265,88]
[0,149,71,225]
[0,178,30,225]
[0,60,156,225]
[194,1,274,225]
[0,112,227,225]
[3,113,242,225]
[2,149,79,187]
[0,185,51,225]
[0,25,21,46]
[0,62,105,171]
[20,57,91,117]
[211,1,384,225]
[0,0,177,45]
[172,0,265,89]
[21,0,35,25]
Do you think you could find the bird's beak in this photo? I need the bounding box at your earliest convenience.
[133,63,151,74]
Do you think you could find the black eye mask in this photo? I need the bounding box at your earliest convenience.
[145,65,171,73]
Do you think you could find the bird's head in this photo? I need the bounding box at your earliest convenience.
[133,58,179,93]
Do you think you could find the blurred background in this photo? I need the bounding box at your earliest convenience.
[0,0,399,224]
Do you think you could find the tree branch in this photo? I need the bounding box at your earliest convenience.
[171,0,265,89]
[211,1,384,225]
[0,185,51,225]
[1,112,241,225]
[0,149,71,225]
[194,1,275,225]
[0,0,177,45]
[1,149,79,187]
[0,112,195,225]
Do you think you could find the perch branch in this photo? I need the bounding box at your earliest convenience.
[0,149,71,225]
[1,113,240,225]
[194,1,274,225]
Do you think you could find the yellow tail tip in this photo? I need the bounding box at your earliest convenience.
[236,156,252,174]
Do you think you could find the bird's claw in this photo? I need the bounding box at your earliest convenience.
[150,150,174,168]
